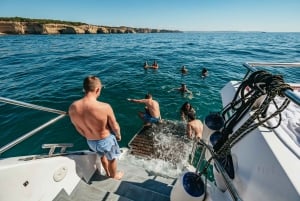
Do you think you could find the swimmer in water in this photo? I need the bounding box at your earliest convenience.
[181,65,188,74]
[201,68,208,79]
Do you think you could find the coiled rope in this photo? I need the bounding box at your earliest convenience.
[215,71,292,157]
[199,71,292,177]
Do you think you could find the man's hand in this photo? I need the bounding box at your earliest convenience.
[115,133,121,141]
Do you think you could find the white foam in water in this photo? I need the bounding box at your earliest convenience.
[122,154,191,178]
[122,121,195,178]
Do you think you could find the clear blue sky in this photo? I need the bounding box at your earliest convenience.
[1,0,300,32]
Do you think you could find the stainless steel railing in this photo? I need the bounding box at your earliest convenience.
[0,97,67,155]
[0,97,67,115]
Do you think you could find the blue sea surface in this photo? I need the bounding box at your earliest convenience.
[0,32,300,157]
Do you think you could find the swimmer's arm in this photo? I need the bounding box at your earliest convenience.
[191,108,196,113]
[187,89,193,94]
[180,111,186,121]
[128,98,147,103]
[186,124,192,138]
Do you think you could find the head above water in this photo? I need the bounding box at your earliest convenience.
[181,83,187,89]
[188,112,196,121]
[83,75,102,93]
[202,68,208,74]
[181,101,192,110]
[145,93,152,99]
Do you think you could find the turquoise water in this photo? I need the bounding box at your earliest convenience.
[1,32,300,158]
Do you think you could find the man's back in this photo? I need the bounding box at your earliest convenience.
[187,119,203,139]
[69,97,117,140]
[146,99,160,118]
[129,95,161,119]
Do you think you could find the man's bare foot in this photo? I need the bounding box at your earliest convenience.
[112,171,124,180]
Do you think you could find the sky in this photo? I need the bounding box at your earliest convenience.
[1,0,300,32]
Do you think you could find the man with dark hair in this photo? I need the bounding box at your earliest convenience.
[128,93,161,126]
[186,112,203,140]
[68,75,123,180]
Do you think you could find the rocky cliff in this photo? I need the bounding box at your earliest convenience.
[0,21,180,35]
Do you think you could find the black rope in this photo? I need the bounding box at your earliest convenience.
[197,71,292,191]
[215,71,292,158]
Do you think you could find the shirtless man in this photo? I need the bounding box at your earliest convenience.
[186,112,203,140]
[68,75,123,180]
[128,93,161,126]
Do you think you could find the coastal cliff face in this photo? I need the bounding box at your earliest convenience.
[0,21,179,34]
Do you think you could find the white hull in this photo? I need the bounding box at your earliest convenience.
[218,81,300,201]
[0,151,98,201]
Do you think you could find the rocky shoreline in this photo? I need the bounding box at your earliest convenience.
[0,20,181,35]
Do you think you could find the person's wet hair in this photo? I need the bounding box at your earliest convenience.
[145,93,152,99]
[181,102,190,110]
[188,112,196,120]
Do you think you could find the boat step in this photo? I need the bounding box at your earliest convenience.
[53,180,134,201]
[53,189,72,201]
[86,159,176,201]
[89,174,170,201]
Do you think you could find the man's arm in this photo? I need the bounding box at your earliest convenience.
[180,110,186,121]
[128,98,147,104]
[72,123,86,137]
[68,104,86,137]
[107,105,121,141]
[186,123,192,138]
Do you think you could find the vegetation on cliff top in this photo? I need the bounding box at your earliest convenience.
[0,17,181,33]
[0,17,87,26]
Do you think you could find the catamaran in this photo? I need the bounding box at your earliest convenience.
[0,62,299,201]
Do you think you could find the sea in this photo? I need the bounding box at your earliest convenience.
[1,32,300,159]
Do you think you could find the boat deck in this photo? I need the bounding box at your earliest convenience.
[53,159,177,201]
[53,120,189,201]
